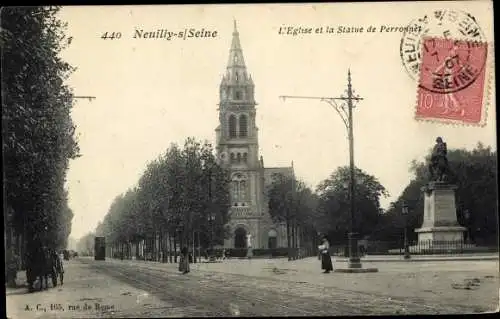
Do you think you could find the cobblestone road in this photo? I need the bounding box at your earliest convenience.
[7,258,497,318]
[84,258,497,316]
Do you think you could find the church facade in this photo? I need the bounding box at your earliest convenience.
[215,22,294,249]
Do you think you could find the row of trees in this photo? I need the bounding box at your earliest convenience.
[267,166,388,247]
[267,142,497,249]
[91,138,230,259]
[3,6,78,272]
[76,232,95,256]
[91,139,497,258]
[267,173,320,256]
[374,142,498,246]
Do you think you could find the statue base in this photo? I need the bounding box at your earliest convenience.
[415,182,466,248]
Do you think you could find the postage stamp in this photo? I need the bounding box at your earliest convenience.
[417,38,488,124]
[400,10,490,125]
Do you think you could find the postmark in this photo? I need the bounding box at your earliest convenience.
[400,10,490,125]
[416,38,488,124]
[400,10,486,83]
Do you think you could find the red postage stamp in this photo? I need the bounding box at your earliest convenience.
[416,38,488,124]
[400,10,490,125]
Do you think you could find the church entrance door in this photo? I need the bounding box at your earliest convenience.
[234,227,247,249]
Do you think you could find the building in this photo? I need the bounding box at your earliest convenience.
[216,21,294,249]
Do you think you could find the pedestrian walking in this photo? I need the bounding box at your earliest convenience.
[179,246,190,274]
[318,236,333,273]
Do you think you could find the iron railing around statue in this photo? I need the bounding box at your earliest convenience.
[328,240,498,256]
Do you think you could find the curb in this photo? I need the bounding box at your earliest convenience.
[332,257,499,262]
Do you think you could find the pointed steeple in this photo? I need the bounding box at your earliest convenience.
[226,19,247,72]
[219,20,255,105]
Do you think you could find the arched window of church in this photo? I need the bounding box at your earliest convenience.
[232,181,239,203]
[235,72,239,82]
[239,180,247,201]
[242,153,247,163]
[237,153,241,163]
[239,114,248,137]
[230,153,235,163]
[229,115,237,138]
[231,173,248,205]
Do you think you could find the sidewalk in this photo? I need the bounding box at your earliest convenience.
[6,260,180,318]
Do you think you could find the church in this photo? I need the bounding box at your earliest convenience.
[215,21,294,249]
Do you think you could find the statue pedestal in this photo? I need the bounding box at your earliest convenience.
[414,182,466,251]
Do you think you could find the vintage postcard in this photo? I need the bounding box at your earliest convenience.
[3,1,497,318]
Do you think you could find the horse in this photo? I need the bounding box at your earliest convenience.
[25,246,60,292]
[52,249,64,285]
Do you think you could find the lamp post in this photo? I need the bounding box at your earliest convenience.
[317,231,322,260]
[464,210,470,245]
[402,201,411,260]
[280,69,364,269]
[208,213,216,261]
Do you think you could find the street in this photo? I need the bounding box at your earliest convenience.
[6,257,498,318]
[3,5,498,319]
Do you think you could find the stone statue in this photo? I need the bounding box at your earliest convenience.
[428,137,450,182]
[246,234,252,248]
[246,234,253,259]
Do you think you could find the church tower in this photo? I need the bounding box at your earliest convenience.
[216,21,264,249]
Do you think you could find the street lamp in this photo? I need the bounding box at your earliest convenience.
[280,69,364,270]
[464,210,471,245]
[207,213,216,261]
[401,201,411,260]
[317,231,322,260]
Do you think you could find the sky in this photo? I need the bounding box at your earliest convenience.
[57,2,496,241]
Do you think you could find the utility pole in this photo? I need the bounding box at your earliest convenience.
[280,69,364,270]
[206,163,217,261]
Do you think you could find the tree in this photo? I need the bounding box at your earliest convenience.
[97,137,231,261]
[316,166,389,243]
[376,142,498,246]
[267,173,319,254]
[76,232,95,256]
[2,7,79,258]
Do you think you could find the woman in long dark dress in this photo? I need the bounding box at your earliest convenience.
[179,246,190,274]
[319,237,333,273]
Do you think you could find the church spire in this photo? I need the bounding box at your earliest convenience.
[219,20,255,105]
[227,19,246,70]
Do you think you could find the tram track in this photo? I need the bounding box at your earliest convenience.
[88,262,232,316]
[86,260,343,316]
[120,260,472,314]
[83,259,480,315]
